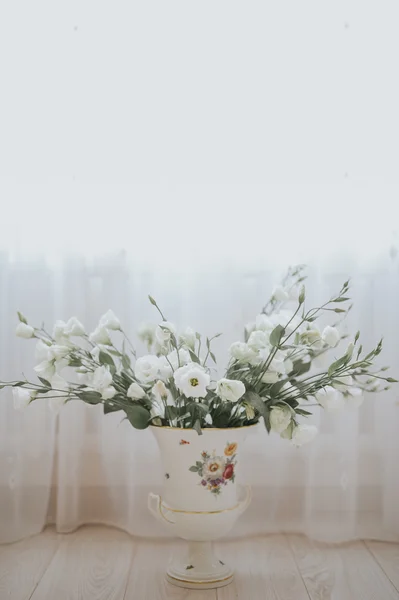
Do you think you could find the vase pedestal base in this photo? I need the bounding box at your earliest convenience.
[166,540,234,590]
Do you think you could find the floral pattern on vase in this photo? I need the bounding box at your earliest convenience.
[189,442,238,495]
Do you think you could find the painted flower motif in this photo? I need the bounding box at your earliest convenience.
[189,442,238,496]
[224,442,237,456]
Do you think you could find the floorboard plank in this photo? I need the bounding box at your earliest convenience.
[123,538,217,600]
[216,535,310,600]
[0,527,60,600]
[365,541,399,592]
[30,526,134,600]
[288,534,399,600]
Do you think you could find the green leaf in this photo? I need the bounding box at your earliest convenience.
[269,325,285,347]
[263,409,271,433]
[17,311,28,324]
[38,377,51,387]
[298,285,305,305]
[122,354,131,370]
[193,419,202,435]
[291,360,311,376]
[68,357,82,367]
[333,308,346,313]
[354,331,360,344]
[195,332,201,340]
[268,379,289,397]
[189,466,199,472]
[99,351,115,368]
[206,337,210,350]
[245,391,267,416]
[12,381,26,387]
[188,350,200,364]
[77,391,103,404]
[148,295,157,306]
[210,351,217,364]
[386,377,398,383]
[103,403,121,414]
[295,408,312,416]
[125,404,151,429]
[333,297,350,302]
[328,356,348,376]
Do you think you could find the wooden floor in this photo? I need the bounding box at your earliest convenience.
[1,526,399,599]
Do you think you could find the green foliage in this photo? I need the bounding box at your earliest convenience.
[125,404,151,429]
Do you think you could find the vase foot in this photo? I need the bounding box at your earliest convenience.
[166,540,233,590]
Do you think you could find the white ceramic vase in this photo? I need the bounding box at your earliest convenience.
[148,424,256,589]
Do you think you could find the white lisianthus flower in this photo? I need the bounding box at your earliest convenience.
[245,321,256,337]
[12,388,34,410]
[322,326,340,348]
[152,380,175,406]
[346,387,364,408]
[216,378,246,403]
[270,310,302,335]
[248,330,270,352]
[229,342,256,363]
[138,322,157,347]
[272,284,289,302]
[257,348,287,375]
[135,355,160,383]
[35,339,51,362]
[315,386,345,413]
[333,375,353,392]
[52,320,69,343]
[159,348,191,380]
[127,382,146,400]
[48,374,69,413]
[301,328,323,350]
[261,371,280,384]
[174,363,210,398]
[99,309,121,331]
[48,345,71,361]
[34,360,56,381]
[284,357,293,374]
[16,322,35,338]
[89,325,112,345]
[289,286,300,301]
[87,365,115,400]
[179,327,196,351]
[291,424,318,446]
[64,317,85,337]
[255,314,274,332]
[155,321,176,345]
[269,405,292,433]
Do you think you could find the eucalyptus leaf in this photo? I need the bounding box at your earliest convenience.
[77,391,103,404]
[269,325,285,347]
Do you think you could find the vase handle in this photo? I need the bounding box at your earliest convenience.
[148,493,176,525]
[237,484,252,515]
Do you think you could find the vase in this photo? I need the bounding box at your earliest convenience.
[148,424,257,589]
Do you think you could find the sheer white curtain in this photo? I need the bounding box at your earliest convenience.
[1,0,399,543]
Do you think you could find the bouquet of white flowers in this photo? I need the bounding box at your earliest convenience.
[2,266,396,446]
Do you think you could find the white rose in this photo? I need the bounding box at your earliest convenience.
[216,378,246,403]
[315,386,345,413]
[127,382,146,400]
[99,309,121,331]
[346,387,364,408]
[322,325,340,348]
[272,284,289,302]
[179,327,196,351]
[248,330,270,352]
[333,375,353,392]
[155,321,176,345]
[291,424,318,446]
[64,317,85,336]
[12,388,34,410]
[35,340,51,362]
[229,342,256,363]
[138,322,157,347]
[34,360,56,381]
[269,406,292,433]
[135,355,160,383]
[255,314,274,332]
[174,363,210,398]
[48,374,69,413]
[16,322,34,338]
[89,325,112,345]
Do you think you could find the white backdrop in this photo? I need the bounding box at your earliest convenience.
[0,0,399,543]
